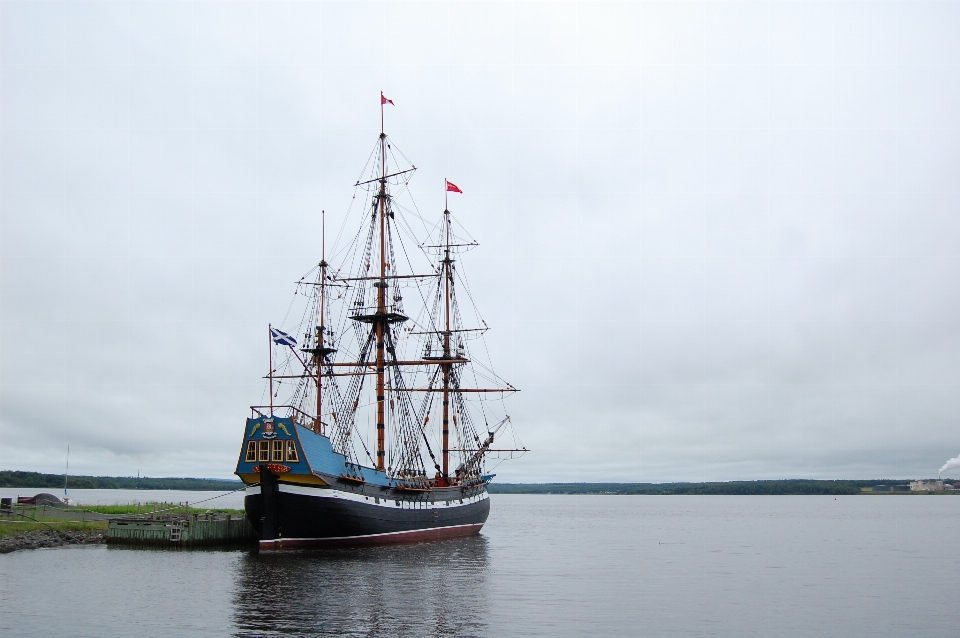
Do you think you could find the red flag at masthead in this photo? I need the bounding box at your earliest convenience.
[381,93,394,106]
[445,180,463,194]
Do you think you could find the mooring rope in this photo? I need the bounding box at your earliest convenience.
[10,484,250,519]
[3,510,76,541]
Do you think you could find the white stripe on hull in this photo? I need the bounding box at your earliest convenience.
[245,482,489,511]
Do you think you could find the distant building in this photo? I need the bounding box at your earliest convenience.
[873,485,891,492]
[892,485,910,492]
[910,480,944,491]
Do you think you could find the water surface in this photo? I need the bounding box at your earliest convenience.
[2,494,957,637]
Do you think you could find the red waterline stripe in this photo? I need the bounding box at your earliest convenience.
[259,523,484,550]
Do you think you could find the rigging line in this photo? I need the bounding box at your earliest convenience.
[395,218,444,339]
[343,138,381,201]
[386,328,438,470]
[281,293,320,382]
[354,411,377,468]
[294,264,321,290]
[277,283,302,332]
[391,204,435,255]
[449,291,506,386]
[332,180,371,258]
[331,139,380,260]
[384,149,413,184]
[285,282,320,362]
[381,324,427,466]
[465,358,509,386]
[355,168,416,187]
[453,378,481,439]
[392,223,442,286]
[445,209,479,245]
[452,258,488,329]
[387,191,441,266]
[394,200,443,244]
[352,139,380,189]
[331,330,374,456]
[330,226,363,268]
[392,173,436,241]
[391,195,439,236]
[385,136,417,170]
[329,205,367,264]
[466,358,491,424]
[445,288,505,388]
[332,169,379,264]
[336,201,378,348]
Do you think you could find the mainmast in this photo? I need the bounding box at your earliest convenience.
[375,103,388,471]
[259,96,525,486]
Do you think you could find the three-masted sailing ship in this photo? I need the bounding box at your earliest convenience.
[235,96,525,549]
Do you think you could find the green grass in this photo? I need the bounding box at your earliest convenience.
[80,503,244,516]
[0,520,107,538]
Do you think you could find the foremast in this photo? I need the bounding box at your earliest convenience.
[441,203,453,479]
[423,183,525,485]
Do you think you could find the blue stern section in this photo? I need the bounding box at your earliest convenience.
[293,424,390,485]
[235,416,390,486]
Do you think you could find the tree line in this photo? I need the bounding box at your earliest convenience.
[0,470,242,491]
[4,471,920,495]
[486,480,910,495]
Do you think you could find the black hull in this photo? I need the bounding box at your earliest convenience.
[245,480,490,550]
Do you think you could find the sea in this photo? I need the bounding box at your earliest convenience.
[1,493,957,637]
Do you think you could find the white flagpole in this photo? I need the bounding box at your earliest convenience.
[63,445,69,500]
[268,324,274,416]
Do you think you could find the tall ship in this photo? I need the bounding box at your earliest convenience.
[236,96,526,549]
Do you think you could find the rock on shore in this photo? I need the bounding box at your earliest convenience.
[0,529,105,554]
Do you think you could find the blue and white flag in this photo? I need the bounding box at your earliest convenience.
[271,328,297,347]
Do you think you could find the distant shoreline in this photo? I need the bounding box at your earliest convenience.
[4,471,956,495]
[0,471,242,491]
[487,480,957,495]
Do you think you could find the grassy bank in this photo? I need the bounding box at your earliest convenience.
[81,503,244,516]
[0,519,107,538]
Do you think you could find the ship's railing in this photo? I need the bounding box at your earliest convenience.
[249,405,320,432]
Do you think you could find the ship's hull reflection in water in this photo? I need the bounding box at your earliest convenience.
[232,535,490,637]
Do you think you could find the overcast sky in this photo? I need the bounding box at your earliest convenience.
[2,1,959,482]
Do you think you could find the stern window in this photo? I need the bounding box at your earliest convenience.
[245,441,257,463]
[285,440,299,462]
[258,441,270,462]
[272,440,284,462]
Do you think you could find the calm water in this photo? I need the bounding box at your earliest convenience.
[2,494,958,637]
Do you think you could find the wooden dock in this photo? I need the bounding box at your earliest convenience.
[107,513,256,547]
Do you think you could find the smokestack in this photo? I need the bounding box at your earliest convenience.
[938,453,960,475]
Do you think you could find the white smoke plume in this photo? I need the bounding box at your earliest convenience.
[938,454,960,475]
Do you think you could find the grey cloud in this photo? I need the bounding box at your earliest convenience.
[2,1,959,482]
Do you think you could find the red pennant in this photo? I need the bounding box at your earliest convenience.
[446,180,463,194]
[381,93,394,106]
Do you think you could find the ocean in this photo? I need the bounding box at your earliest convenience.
[1,493,957,637]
